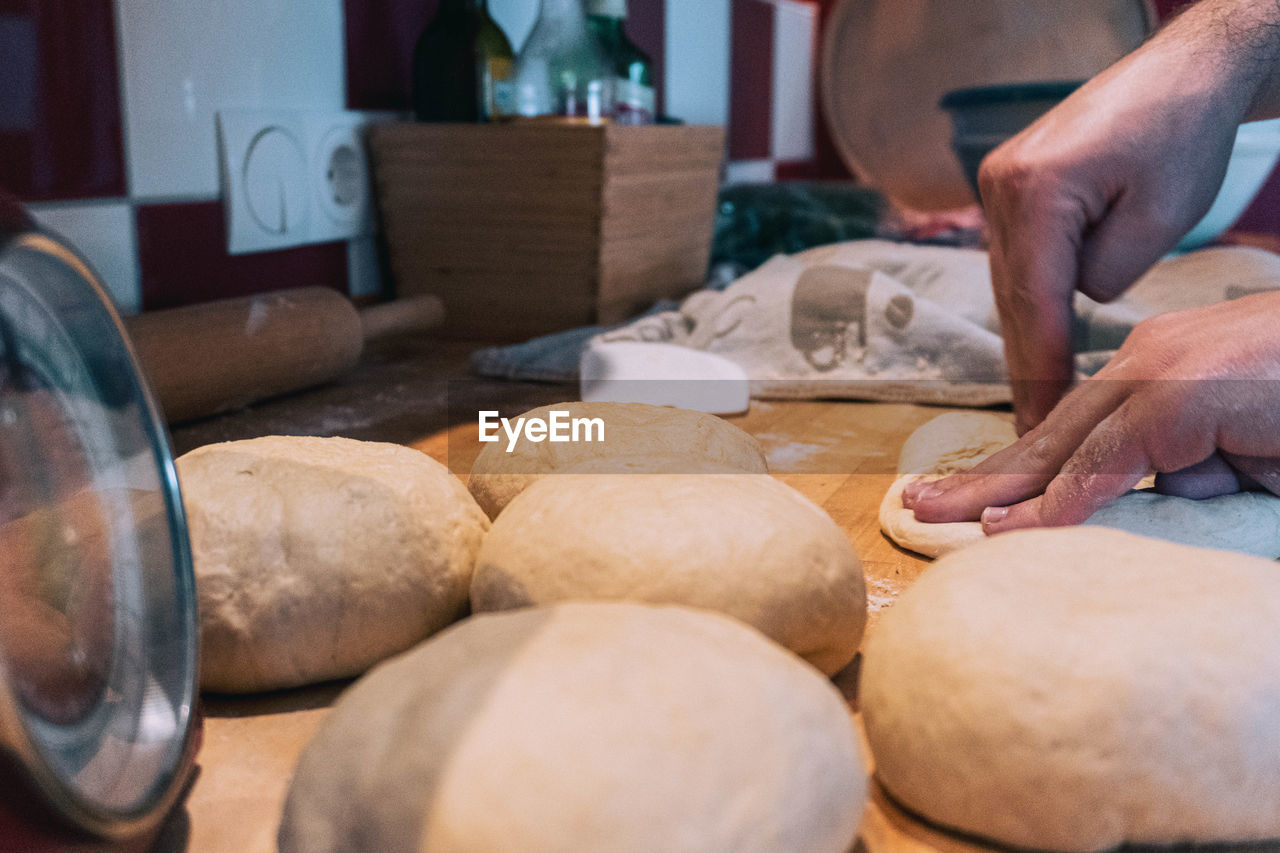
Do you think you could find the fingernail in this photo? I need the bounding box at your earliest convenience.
[980,505,1009,530]
[902,482,942,507]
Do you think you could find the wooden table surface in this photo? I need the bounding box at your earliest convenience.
[172,389,991,853]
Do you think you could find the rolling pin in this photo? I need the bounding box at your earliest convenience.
[124,288,444,424]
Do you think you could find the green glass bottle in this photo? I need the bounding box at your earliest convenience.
[586,0,655,124]
[412,0,515,122]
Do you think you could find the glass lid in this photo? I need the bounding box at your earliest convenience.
[0,214,198,840]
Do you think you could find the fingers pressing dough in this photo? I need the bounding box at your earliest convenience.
[879,412,1280,558]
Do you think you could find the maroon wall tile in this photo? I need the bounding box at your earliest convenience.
[344,0,437,111]
[1234,176,1280,235]
[729,0,774,161]
[812,0,852,180]
[136,201,348,311]
[0,0,125,201]
[626,0,665,118]
[776,159,821,181]
[1151,0,1188,19]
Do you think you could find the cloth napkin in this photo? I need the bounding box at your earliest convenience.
[595,240,1280,406]
[475,240,1280,406]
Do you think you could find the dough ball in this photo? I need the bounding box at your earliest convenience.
[562,456,753,476]
[471,473,866,675]
[880,412,1280,558]
[177,436,488,693]
[278,602,867,853]
[467,401,767,518]
[862,527,1280,852]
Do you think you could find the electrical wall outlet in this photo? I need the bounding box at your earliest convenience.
[217,109,379,255]
[306,113,375,245]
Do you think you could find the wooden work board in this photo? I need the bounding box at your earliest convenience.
[180,397,1010,853]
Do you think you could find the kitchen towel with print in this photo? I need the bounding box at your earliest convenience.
[592,240,1280,406]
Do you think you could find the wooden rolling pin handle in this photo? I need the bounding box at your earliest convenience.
[359,293,445,343]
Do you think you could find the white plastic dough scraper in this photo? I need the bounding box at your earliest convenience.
[579,341,751,415]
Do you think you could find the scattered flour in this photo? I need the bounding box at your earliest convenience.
[864,575,900,613]
[765,442,830,469]
[754,432,837,471]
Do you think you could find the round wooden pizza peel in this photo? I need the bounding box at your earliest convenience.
[820,0,1156,211]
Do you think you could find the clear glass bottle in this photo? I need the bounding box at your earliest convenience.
[586,0,655,125]
[412,0,515,122]
[511,0,614,123]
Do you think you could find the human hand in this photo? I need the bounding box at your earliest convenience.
[901,291,1280,533]
[979,5,1269,432]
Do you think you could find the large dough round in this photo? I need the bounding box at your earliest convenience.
[177,436,488,693]
[862,527,1280,852]
[471,473,866,675]
[879,412,1280,558]
[278,602,867,853]
[467,401,767,518]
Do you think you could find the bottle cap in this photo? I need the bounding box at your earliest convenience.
[585,0,627,18]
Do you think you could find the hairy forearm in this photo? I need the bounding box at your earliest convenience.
[1155,0,1280,120]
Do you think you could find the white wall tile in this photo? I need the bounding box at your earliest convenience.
[27,202,141,314]
[771,0,815,162]
[724,159,775,185]
[116,0,345,201]
[665,0,730,126]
